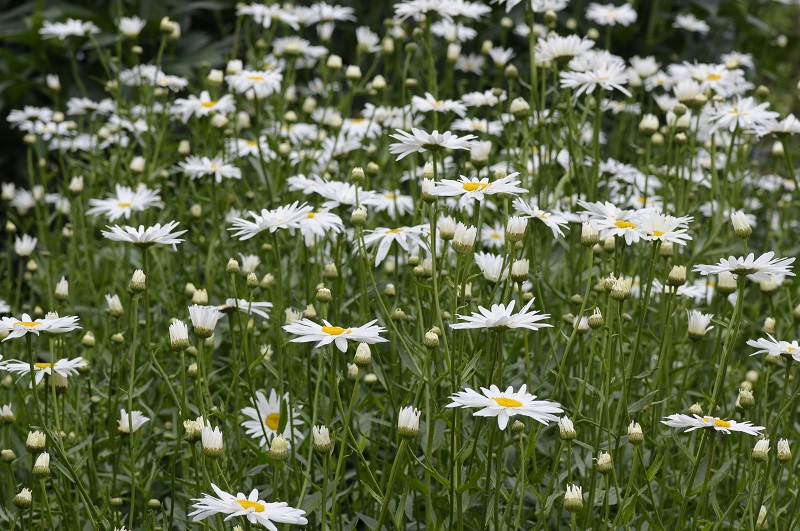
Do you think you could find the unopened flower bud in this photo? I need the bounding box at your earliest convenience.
[752,439,770,462]
[129,270,146,293]
[627,422,644,445]
[595,452,613,474]
[777,439,791,462]
[354,343,372,366]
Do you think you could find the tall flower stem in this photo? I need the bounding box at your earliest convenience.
[375,439,409,530]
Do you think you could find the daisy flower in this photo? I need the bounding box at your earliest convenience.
[586,3,638,26]
[118,409,150,434]
[39,19,100,40]
[446,384,563,430]
[638,211,693,246]
[0,313,81,341]
[298,209,344,246]
[707,96,780,134]
[361,225,429,266]
[118,16,146,38]
[693,252,795,283]
[450,299,552,331]
[411,93,467,117]
[369,190,415,220]
[474,251,508,282]
[560,62,632,98]
[747,334,800,360]
[101,221,187,248]
[189,483,307,530]
[86,184,162,221]
[389,128,476,161]
[662,414,764,436]
[14,235,38,257]
[673,13,710,34]
[3,357,87,385]
[216,299,272,320]
[226,70,283,99]
[240,389,304,447]
[282,319,387,352]
[513,198,569,238]
[535,35,595,64]
[228,202,313,240]
[431,173,526,205]
[171,91,236,123]
[177,156,242,183]
[686,310,714,340]
[480,221,505,248]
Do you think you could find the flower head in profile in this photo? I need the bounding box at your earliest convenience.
[361,225,428,267]
[282,319,387,352]
[177,156,242,183]
[693,252,795,283]
[189,483,308,530]
[118,409,150,434]
[746,334,800,360]
[40,19,100,40]
[3,357,87,386]
[101,221,187,249]
[389,128,475,161]
[87,184,162,221]
[447,384,563,430]
[240,389,304,448]
[662,414,764,436]
[228,202,313,240]
[450,299,551,332]
[0,313,81,341]
[586,2,638,26]
[432,173,527,205]
[560,62,632,98]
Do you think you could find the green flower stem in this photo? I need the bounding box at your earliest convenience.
[375,438,409,531]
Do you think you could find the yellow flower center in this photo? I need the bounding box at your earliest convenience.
[384,193,397,199]
[652,230,665,237]
[704,417,731,428]
[307,212,315,219]
[492,397,523,408]
[386,229,403,234]
[322,326,346,335]
[200,100,217,108]
[236,499,266,512]
[789,346,796,352]
[210,164,219,170]
[35,362,53,369]
[706,73,721,81]
[266,413,281,431]
[246,75,265,81]
[246,140,258,146]
[615,220,637,229]
[490,232,501,239]
[15,321,38,327]
[118,202,132,208]
[463,182,489,192]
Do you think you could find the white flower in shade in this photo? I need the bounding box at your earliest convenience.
[39,19,100,40]
[370,190,414,221]
[169,319,190,350]
[238,254,261,275]
[54,277,68,300]
[397,406,422,438]
[189,483,308,530]
[240,389,304,448]
[177,156,242,183]
[693,252,795,283]
[101,221,187,249]
[564,484,583,512]
[708,97,779,134]
[747,334,800,360]
[118,409,150,434]
[14,235,38,257]
[411,93,467,117]
[480,221,505,249]
[730,211,752,238]
[535,35,595,64]
[474,251,508,283]
[0,313,80,341]
[431,173,527,205]
[171,91,236,123]
[299,209,345,245]
[216,299,272,320]
[686,310,714,340]
[558,417,576,439]
[560,62,631,98]
[188,305,223,338]
[202,425,224,456]
[228,202,313,240]
[118,16,146,38]
[447,384,563,430]
[87,184,162,221]
[282,319,387,352]
[361,225,428,266]
[512,198,569,238]
[673,13,709,34]
[662,414,764,436]
[226,70,283,99]
[451,299,551,331]
[3,357,87,386]
[586,3,638,26]
[388,128,476,161]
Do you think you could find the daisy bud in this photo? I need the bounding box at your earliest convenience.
[186,362,198,377]
[760,279,779,295]
[129,156,145,174]
[350,206,367,226]
[762,317,776,335]
[687,310,714,340]
[54,276,69,301]
[192,289,209,305]
[794,303,800,320]
[347,363,359,380]
[610,278,632,301]
[33,452,51,478]
[210,114,229,129]
[353,343,372,367]
[421,178,437,203]
[13,488,32,510]
[667,265,687,286]
[366,162,380,175]
[639,114,659,135]
[345,65,362,80]
[313,425,333,454]
[739,388,756,410]
[559,417,576,440]
[577,221,599,247]
[316,287,332,304]
[730,211,752,239]
[188,305,222,339]
[688,403,703,416]
[752,439,770,462]
[717,272,738,294]
[595,452,613,474]
[323,263,338,280]
[176,140,191,156]
[452,222,478,254]
[0,405,15,424]
[111,332,125,344]
[202,426,224,458]
[110,497,124,507]
[564,484,583,513]
[588,308,604,329]
[746,370,759,384]
[506,216,527,242]
[505,64,519,79]
[772,141,784,157]
[509,97,530,118]
[226,258,240,274]
[364,373,378,385]
[183,417,204,443]
[777,439,791,462]
[398,406,421,439]
[129,270,146,293]
[382,36,395,54]
[438,216,456,241]
[26,431,46,454]
[5,221,15,234]
[226,59,243,75]
[68,175,84,195]
[423,330,440,349]
[1,449,15,463]
[326,54,343,70]
[372,75,387,90]
[206,69,224,86]
[169,320,190,351]
[757,506,768,530]
[447,43,461,62]
[511,259,529,283]
[189,204,202,219]
[627,421,644,445]
[268,436,290,461]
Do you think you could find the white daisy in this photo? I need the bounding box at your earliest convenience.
[3,357,87,385]
[586,3,638,26]
[240,389,304,447]
[101,221,187,248]
[446,384,563,430]
[0,313,81,341]
[431,173,526,205]
[662,414,764,436]
[673,13,710,34]
[39,19,100,40]
[226,70,283,99]
[282,319,387,352]
[87,184,162,221]
[118,409,150,434]
[228,202,313,240]
[389,128,476,161]
[411,93,467,117]
[189,483,307,530]
[14,235,38,257]
[171,91,236,123]
[693,252,795,283]
[747,334,800,360]
[560,61,632,98]
[512,198,569,238]
[177,156,242,183]
[361,225,429,266]
[298,209,344,246]
[450,299,551,331]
